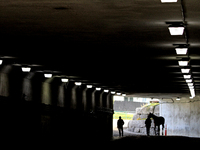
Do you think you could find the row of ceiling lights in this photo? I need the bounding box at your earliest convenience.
[161,0,195,99]
[0,59,126,96]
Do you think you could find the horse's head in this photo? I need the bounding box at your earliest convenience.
[148,112,154,118]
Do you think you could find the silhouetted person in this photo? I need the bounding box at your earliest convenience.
[145,116,152,136]
[117,116,124,137]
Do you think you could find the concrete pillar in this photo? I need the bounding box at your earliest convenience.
[64,81,83,110]
[91,89,96,111]
[64,81,74,109]
[0,65,23,99]
[22,72,44,103]
[57,82,65,107]
[95,89,103,108]
[86,88,96,112]
[99,90,104,107]
[0,65,12,97]
[82,87,87,111]
[102,92,109,108]
[106,93,111,108]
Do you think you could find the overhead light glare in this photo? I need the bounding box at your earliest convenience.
[87,85,92,88]
[44,73,52,78]
[75,82,82,86]
[190,88,195,98]
[178,61,188,66]
[181,69,190,73]
[0,60,3,65]
[168,26,184,35]
[189,86,194,89]
[175,48,188,55]
[61,78,69,82]
[111,91,116,94]
[176,97,180,100]
[188,83,193,86]
[183,75,191,79]
[22,67,31,72]
[122,94,126,96]
[96,87,101,91]
[117,92,121,95]
[104,89,109,93]
[161,0,178,3]
[186,79,192,83]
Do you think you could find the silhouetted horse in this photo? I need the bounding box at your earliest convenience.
[148,113,165,136]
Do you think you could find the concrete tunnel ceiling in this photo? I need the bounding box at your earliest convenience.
[1,0,200,100]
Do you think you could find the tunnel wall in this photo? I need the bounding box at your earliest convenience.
[160,101,200,137]
[0,65,114,141]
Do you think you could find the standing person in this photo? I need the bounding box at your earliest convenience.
[117,116,124,137]
[145,115,152,136]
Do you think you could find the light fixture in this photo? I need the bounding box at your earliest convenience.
[175,48,188,55]
[117,92,121,95]
[0,60,3,65]
[183,75,191,79]
[87,85,92,88]
[61,78,69,82]
[168,25,184,35]
[181,68,190,73]
[176,97,180,100]
[75,82,82,86]
[189,85,194,89]
[21,67,31,72]
[186,79,192,83]
[104,89,109,93]
[190,88,195,98]
[96,87,101,91]
[111,91,116,94]
[161,0,178,3]
[178,61,188,66]
[122,94,126,96]
[188,83,194,86]
[44,73,52,78]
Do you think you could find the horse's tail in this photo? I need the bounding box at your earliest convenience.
[162,117,165,129]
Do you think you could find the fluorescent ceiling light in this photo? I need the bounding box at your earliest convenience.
[122,94,126,96]
[161,0,178,2]
[117,92,121,95]
[183,75,191,79]
[190,88,195,98]
[87,85,92,88]
[186,79,192,83]
[181,68,190,73]
[61,78,68,82]
[96,87,101,91]
[0,60,3,65]
[111,91,116,94]
[75,82,82,86]
[44,73,52,78]
[175,48,188,55]
[188,83,193,86]
[104,89,109,93]
[168,26,184,35]
[189,86,194,89]
[178,61,188,66]
[22,67,31,72]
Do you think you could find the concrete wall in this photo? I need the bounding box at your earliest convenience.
[160,101,200,137]
[114,101,145,112]
[0,65,114,141]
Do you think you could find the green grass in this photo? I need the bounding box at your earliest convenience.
[113,111,134,120]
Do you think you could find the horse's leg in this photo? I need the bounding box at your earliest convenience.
[158,125,160,136]
[162,124,164,136]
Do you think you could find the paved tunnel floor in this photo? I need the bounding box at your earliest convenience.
[110,135,200,149]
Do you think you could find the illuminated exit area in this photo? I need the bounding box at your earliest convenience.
[113,96,154,136]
